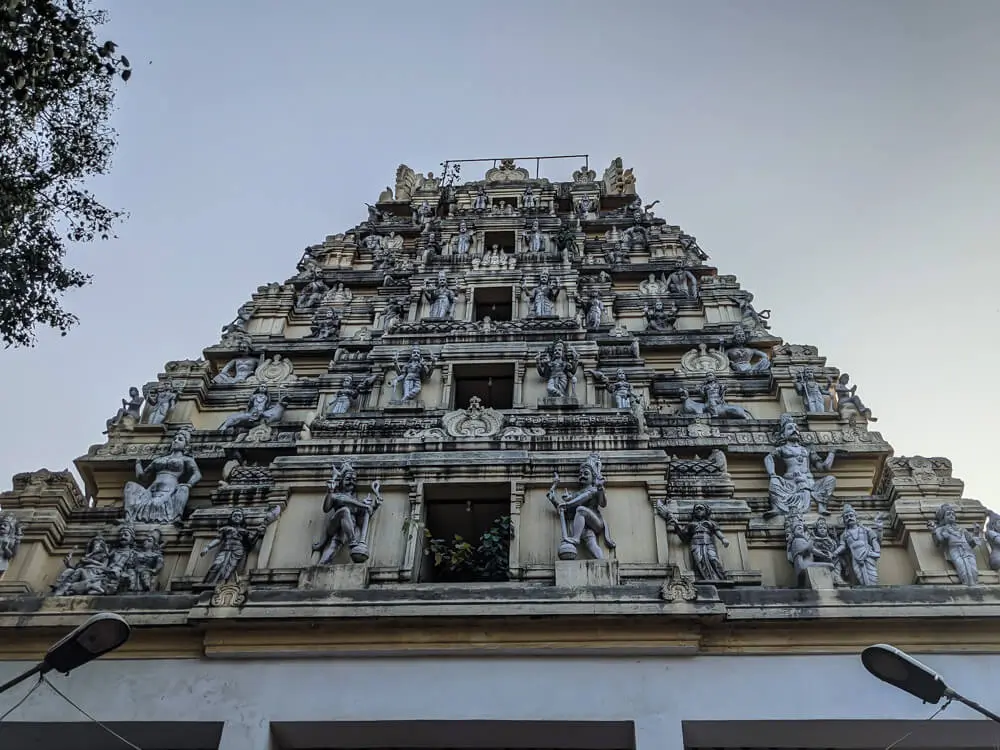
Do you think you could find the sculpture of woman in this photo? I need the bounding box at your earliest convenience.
[828,373,876,421]
[521,270,560,318]
[985,511,1000,572]
[589,368,640,410]
[547,453,615,560]
[104,386,144,433]
[201,505,281,584]
[312,460,383,565]
[725,325,771,374]
[473,185,488,212]
[522,185,537,211]
[523,220,547,253]
[144,384,178,425]
[577,291,604,330]
[123,429,202,524]
[795,368,827,412]
[391,346,436,403]
[213,344,262,385]
[423,272,457,319]
[644,299,677,332]
[219,386,288,436]
[326,374,377,416]
[831,504,883,586]
[656,501,729,581]
[454,220,472,255]
[535,340,579,399]
[928,503,981,585]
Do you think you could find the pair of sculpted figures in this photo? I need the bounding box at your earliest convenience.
[785,506,884,587]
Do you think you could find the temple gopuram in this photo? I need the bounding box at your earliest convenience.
[2,156,999,750]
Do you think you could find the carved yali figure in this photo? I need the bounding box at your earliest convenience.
[313,460,383,565]
[764,414,837,518]
[202,505,282,585]
[536,340,579,399]
[123,428,202,524]
[546,454,615,561]
[832,504,884,586]
[0,514,22,576]
[655,501,729,582]
[928,503,981,586]
[325,374,377,416]
[104,386,143,433]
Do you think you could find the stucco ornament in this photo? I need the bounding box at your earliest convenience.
[143,382,179,425]
[680,344,728,374]
[644,299,677,332]
[441,396,504,438]
[0,514,23,576]
[795,368,827,413]
[485,158,530,183]
[521,270,561,318]
[546,454,616,561]
[247,354,297,387]
[390,346,437,404]
[313,460,383,565]
[986,511,1000,573]
[220,386,288,438]
[536,339,579,399]
[655,500,729,582]
[326,374,377,417]
[725,325,770,375]
[763,414,837,518]
[123,428,202,524]
[202,505,282,584]
[677,373,753,420]
[52,525,163,595]
[928,503,981,586]
[832,504,885,587]
[213,343,262,385]
[104,386,143,433]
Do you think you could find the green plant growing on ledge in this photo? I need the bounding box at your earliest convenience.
[424,514,512,583]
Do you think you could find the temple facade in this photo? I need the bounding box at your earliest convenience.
[1,156,999,750]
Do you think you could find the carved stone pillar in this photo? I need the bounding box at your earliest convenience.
[400,480,425,582]
[509,481,525,580]
[646,479,671,566]
[439,363,454,409]
[513,361,526,408]
[368,371,386,410]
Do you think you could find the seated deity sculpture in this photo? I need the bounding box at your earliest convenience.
[296,270,328,310]
[213,344,262,385]
[644,299,678,332]
[104,386,144,433]
[764,414,837,518]
[664,267,698,299]
[219,386,288,437]
[123,429,202,524]
[725,325,770,374]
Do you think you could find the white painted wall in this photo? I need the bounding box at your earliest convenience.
[1,652,999,749]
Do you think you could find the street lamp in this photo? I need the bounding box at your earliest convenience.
[861,643,1000,723]
[0,612,131,696]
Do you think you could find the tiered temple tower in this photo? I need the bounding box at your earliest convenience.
[1,156,999,750]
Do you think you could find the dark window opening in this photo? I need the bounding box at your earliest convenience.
[483,230,515,255]
[453,363,514,410]
[473,286,513,322]
[421,483,511,584]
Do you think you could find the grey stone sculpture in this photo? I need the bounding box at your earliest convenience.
[296,269,329,310]
[546,453,616,561]
[677,373,753,419]
[832,504,884,586]
[639,273,666,295]
[589,368,643,411]
[764,414,837,518]
[390,346,436,404]
[380,295,411,332]
[423,271,458,320]
[123,428,202,524]
[144,383,178,425]
[213,344,262,385]
[521,270,561,318]
[104,386,144,433]
[985,511,1000,572]
[576,290,604,330]
[829,373,876,421]
[784,514,834,581]
[220,301,254,345]
[472,185,488,212]
[329,282,353,306]
[522,185,537,211]
[725,325,771,374]
[308,307,342,339]
[313,460,383,565]
[644,299,678,332]
[795,368,827,413]
[0,514,22,576]
[414,199,434,232]
[219,386,288,437]
[201,505,282,585]
[326,374,377,416]
[622,224,647,250]
[737,294,771,334]
[453,220,472,255]
[523,220,547,253]
[810,517,843,581]
[52,525,164,595]
[576,195,597,218]
[554,220,578,258]
[536,340,579,399]
[665,267,698,299]
[655,501,729,581]
[928,503,981,585]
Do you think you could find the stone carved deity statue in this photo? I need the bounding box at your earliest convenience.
[414,199,434,232]
[423,271,458,320]
[472,185,488,212]
[795,368,827,413]
[546,453,616,561]
[928,503,981,586]
[810,516,844,580]
[535,340,580,399]
[725,325,771,374]
[677,373,753,419]
[213,344,263,385]
[312,460,383,565]
[764,414,837,518]
[325,374,377,416]
[655,501,729,581]
[639,273,667,296]
[201,505,282,585]
[521,270,561,318]
[985,511,1000,572]
[123,429,202,524]
[220,302,254,345]
[576,290,605,330]
[554,220,578,258]
[644,299,677,332]
[52,534,110,595]
[219,386,288,437]
[329,282,353,306]
[53,525,163,595]
[664,267,698,299]
[104,386,144,433]
[453,220,473,255]
[0,514,22,576]
[832,504,884,586]
[142,383,178,426]
[522,220,547,254]
[622,224,647,251]
[296,269,329,310]
[391,346,436,404]
[307,307,342,340]
[522,185,537,211]
[380,295,410,332]
[784,514,832,581]
[828,373,876,421]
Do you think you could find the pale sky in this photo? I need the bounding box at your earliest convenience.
[2,1,998,506]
